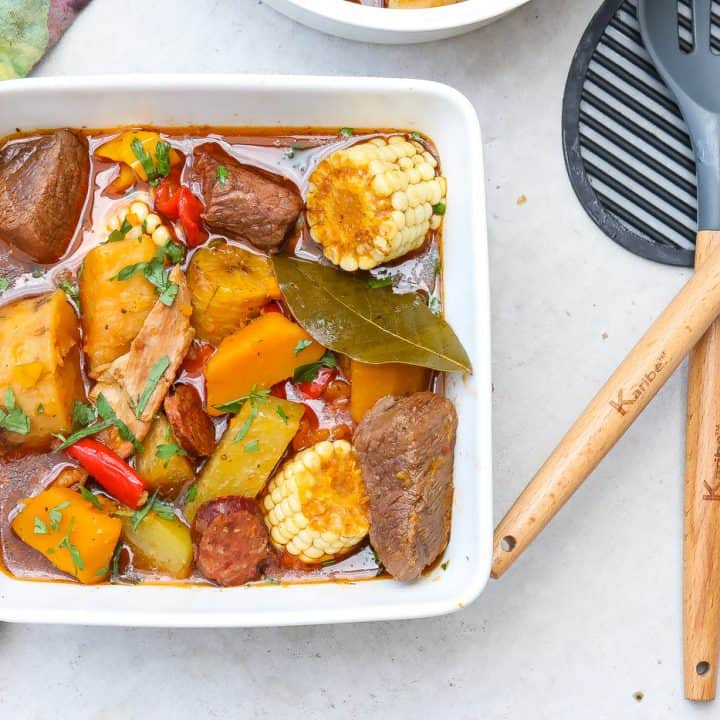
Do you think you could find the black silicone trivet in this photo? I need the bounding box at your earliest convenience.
[562,0,704,267]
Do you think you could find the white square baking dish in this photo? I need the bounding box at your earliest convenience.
[0,74,491,627]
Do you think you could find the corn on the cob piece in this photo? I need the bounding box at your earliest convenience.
[306,135,447,271]
[262,440,370,563]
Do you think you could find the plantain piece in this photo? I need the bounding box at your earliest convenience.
[306,135,447,271]
[187,241,282,345]
[262,439,370,564]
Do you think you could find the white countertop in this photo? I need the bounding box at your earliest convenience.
[0,0,712,717]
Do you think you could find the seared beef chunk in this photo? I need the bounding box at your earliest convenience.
[0,130,89,263]
[354,392,457,582]
[194,496,273,586]
[191,143,302,251]
[163,384,216,457]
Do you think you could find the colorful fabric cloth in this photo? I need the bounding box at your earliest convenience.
[0,0,90,80]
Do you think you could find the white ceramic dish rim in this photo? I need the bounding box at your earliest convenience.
[271,0,530,32]
[0,74,492,627]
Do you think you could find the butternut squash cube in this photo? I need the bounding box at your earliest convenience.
[12,487,122,584]
[205,312,325,415]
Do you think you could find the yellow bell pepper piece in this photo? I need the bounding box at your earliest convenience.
[95,130,181,181]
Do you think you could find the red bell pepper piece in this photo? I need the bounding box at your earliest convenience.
[178,186,207,248]
[297,367,336,400]
[262,301,284,315]
[66,439,148,509]
[154,178,182,219]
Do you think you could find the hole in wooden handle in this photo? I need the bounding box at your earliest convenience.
[696,661,711,676]
[501,535,517,552]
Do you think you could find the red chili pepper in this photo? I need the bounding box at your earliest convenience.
[297,367,336,400]
[66,439,148,509]
[154,178,182,219]
[178,186,207,248]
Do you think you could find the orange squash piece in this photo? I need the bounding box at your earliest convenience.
[11,487,122,584]
[345,359,430,423]
[205,312,325,415]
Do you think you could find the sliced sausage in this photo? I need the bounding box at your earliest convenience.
[0,130,89,263]
[191,143,302,252]
[195,497,273,586]
[354,392,457,582]
[191,495,258,541]
[163,384,216,457]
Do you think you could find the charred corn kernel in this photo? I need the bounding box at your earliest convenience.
[306,135,447,271]
[152,225,171,247]
[262,440,370,564]
[144,213,161,234]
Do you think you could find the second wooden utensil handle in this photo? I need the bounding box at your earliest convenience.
[492,240,720,579]
[684,230,720,702]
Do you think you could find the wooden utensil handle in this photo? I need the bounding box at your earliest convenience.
[492,239,720,579]
[684,230,720,701]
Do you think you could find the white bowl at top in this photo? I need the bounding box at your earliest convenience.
[263,0,532,44]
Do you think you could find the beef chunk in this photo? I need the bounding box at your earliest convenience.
[0,130,89,263]
[191,143,302,251]
[354,392,457,582]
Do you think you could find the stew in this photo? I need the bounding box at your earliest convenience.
[0,124,470,588]
[352,1,462,8]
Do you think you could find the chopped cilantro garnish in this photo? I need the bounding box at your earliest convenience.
[215,165,229,187]
[0,276,11,292]
[33,517,49,535]
[276,405,288,425]
[338,127,354,138]
[156,424,187,467]
[72,400,96,429]
[0,388,30,435]
[184,482,198,504]
[294,338,313,356]
[367,276,393,289]
[432,202,446,216]
[428,295,441,317]
[80,485,103,510]
[293,351,337,384]
[232,405,258,444]
[214,384,270,415]
[107,218,133,244]
[135,355,170,418]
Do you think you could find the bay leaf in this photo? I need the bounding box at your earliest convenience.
[272,255,472,374]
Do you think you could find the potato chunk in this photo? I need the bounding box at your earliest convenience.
[0,290,85,448]
[80,234,157,377]
[187,242,282,345]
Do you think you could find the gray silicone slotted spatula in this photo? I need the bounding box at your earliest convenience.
[638,0,720,702]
